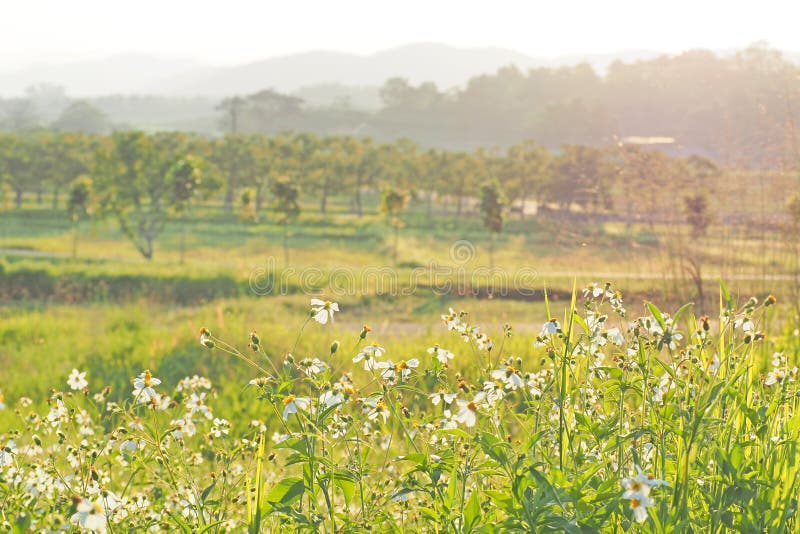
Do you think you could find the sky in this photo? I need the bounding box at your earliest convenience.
[0,0,797,72]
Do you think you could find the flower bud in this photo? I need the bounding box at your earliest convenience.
[330,340,340,354]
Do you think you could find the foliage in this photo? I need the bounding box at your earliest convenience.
[1,284,798,532]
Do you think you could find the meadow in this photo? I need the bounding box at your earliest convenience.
[2,183,800,532]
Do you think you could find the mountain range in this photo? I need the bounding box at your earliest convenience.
[0,43,696,98]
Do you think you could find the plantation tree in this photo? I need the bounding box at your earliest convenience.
[380,187,408,265]
[683,193,712,239]
[0,134,33,208]
[211,135,254,213]
[167,155,214,263]
[504,140,550,219]
[479,180,506,269]
[546,145,614,212]
[94,131,192,260]
[66,175,93,257]
[270,175,301,266]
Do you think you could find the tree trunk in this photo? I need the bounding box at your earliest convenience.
[52,186,60,210]
[224,185,234,214]
[320,183,329,214]
[36,189,43,205]
[354,174,363,217]
[15,188,23,209]
[283,224,289,267]
[426,191,433,218]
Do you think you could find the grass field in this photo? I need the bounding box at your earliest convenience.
[2,191,800,532]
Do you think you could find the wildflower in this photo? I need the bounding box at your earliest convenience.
[455,392,486,428]
[298,358,328,377]
[360,325,371,339]
[708,353,721,374]
[491,365,524,390]
[375,359,419,382]
[365,396,390,423]
[186,393,213,420]
[311,298,339,324]
[170,417,197,438]
[0,440,16,466]
[210,418,230,438]
[442,307,460,330]
[475,333,494,351]
[67,369,88,390]
[272,431,289,444]
[319,390,344,410]
[627,494,654,523]
[0,390,5,410]
[606,327,625,346]
[71,497,107,533]
[540,318,560,336]
[132,371,161,404]
[428,391,457,406]
[428,345,454,365]
[199,327,214,348]
[282,395,311,420]
[353,345,385,370]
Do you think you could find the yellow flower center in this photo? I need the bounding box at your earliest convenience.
[283,395,295,405]
[144,372,152,388]
[467,401,477,411]
[630,498,640,508]
[376,398,388,411]
[92,502,104,514]
[631,481,642,492]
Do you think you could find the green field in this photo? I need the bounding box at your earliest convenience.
[2,189,800,532]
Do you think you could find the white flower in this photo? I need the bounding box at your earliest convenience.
[210,418,230,438]
[68,369,89,390]
[365,396,390,423]
[375,359,419,382]
[132,371,161,404]
[455,392,485,428]
[170,417,196,438]
[282,395,311,420]
[540,319,560,336]
[299,358,328,377]
[428,345,454,365]
[47,399,69,427]
[311,298,339,324]
[0,440,17,466]
[72,498,107,532]
[627,493,654,523]
[353,345,385,370]
[491,365,524,390]
[708,353,720,374]
[606,327,625,346]
[120,439,146,453]
[186,393,213,420]
[320,391,344,410]
[475,333,494,351]
[272,431,289,444]
[428,391,457,406]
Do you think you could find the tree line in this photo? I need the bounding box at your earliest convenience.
[2,45,798,164]
[0,129,728,261]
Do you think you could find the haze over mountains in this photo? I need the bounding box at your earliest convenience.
[0,42,763,99]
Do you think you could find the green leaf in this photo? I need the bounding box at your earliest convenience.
[266,476,305,506]
[463,489,481,532]
[200,481,216,504]
[646,301,666,329]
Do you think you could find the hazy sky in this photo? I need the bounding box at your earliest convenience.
[1,0,797,71]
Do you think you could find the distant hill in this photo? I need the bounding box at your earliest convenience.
[0,53,202,96]
[0,43,687,99]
